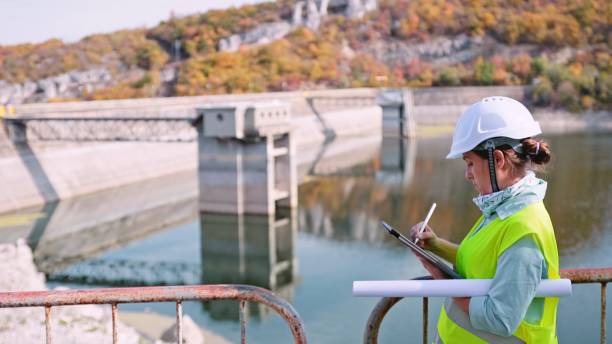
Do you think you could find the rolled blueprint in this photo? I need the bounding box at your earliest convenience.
[353,279,572,297]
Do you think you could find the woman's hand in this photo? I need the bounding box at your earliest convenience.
[415,253,449,279]
[410,222,459,265]
[410,222,439,251]
[410,223,448,279]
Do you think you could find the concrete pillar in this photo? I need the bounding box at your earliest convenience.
[5,119,28,143]
[275,133,298,209]
[197,102,296,215]
[377,88,416,138]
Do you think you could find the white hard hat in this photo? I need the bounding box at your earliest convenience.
[446,96,541,159]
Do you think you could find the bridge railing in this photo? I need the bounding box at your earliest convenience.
[364,268,612,344]
[0,284,307,344]
[2,116,199,142]
[1,93,378,143]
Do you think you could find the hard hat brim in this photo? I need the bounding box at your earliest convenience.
[445,121,542,159]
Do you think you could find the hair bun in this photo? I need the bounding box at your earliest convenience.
[521,138,551,165]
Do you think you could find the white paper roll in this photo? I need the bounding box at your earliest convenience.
[353,279,572,297]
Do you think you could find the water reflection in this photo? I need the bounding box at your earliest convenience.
[376,136,416,188]
[22,171,198,274]
[200,210,297,320]
[298,133,612,259]
[298,135,478,244]
[298,135,380,179]
[544,133,612,260]
[21,167,300,320]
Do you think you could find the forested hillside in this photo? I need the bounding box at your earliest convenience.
[0,0,609,111]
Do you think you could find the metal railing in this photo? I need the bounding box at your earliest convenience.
[0,284,307,344]
[364,268,612,344]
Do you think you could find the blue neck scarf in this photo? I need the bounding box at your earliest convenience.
[472,171,547,220]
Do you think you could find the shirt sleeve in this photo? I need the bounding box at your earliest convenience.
[468,236,544,336]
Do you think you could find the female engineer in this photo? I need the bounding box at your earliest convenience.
[411,96,559,343]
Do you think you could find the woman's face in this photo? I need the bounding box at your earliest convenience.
[462,151,492,195]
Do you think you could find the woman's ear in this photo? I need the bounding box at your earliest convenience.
[494,150,506,169]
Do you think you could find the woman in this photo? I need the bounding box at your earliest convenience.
[411,96,559,343]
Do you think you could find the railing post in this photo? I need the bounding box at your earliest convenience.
[111,303,118,344]
[45,305,52,344]
[240,300,248,344]
[422,297,428,344]
[364,297,402,344]
[176,301,183,344]
[602,282,607,344]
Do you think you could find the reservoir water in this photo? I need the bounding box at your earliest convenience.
[4,131,611,343]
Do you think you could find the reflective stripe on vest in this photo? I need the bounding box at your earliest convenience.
[437,202,559,344]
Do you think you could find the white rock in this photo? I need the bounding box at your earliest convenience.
[219,34,241,52]
[243,21,292,46]
[0,242,143,344]
[306,0,321,29]
[160,315,205,344]
[292,1,305,27]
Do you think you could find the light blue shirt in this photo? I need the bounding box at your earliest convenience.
[467,172,549,336]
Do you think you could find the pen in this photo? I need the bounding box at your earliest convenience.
[415,203,437,245]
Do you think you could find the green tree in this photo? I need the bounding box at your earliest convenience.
[135,44,168,70]
[532,77,554,107]
[556,80,580,112]
[436,67,461,86]
[474,58,494,85]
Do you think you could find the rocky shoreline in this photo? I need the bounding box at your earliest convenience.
[0,240,230,344]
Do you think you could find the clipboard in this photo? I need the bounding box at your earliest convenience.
[381,221,463,279]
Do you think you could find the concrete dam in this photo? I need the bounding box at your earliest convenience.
[0,86,529,216]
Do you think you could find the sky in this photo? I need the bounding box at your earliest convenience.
[0,0,270,46]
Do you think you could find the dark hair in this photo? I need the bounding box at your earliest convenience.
[474,138,552,174]
[520,138,551,165]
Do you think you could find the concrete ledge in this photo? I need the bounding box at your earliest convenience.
[14,88,378,118]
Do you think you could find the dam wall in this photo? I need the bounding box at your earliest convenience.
[411,86,528,125]
[1,89,382,214]
[3,86,607,215]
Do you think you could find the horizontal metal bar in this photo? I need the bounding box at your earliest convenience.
[0,284,307,344]
[560,268,612,284]
[0,284,275,306]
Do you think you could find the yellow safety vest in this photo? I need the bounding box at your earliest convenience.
[437,201,559,343]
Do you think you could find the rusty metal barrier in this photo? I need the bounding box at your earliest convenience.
[560,268,612,344]
[364,268,612,344]
[0,284,307,344]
